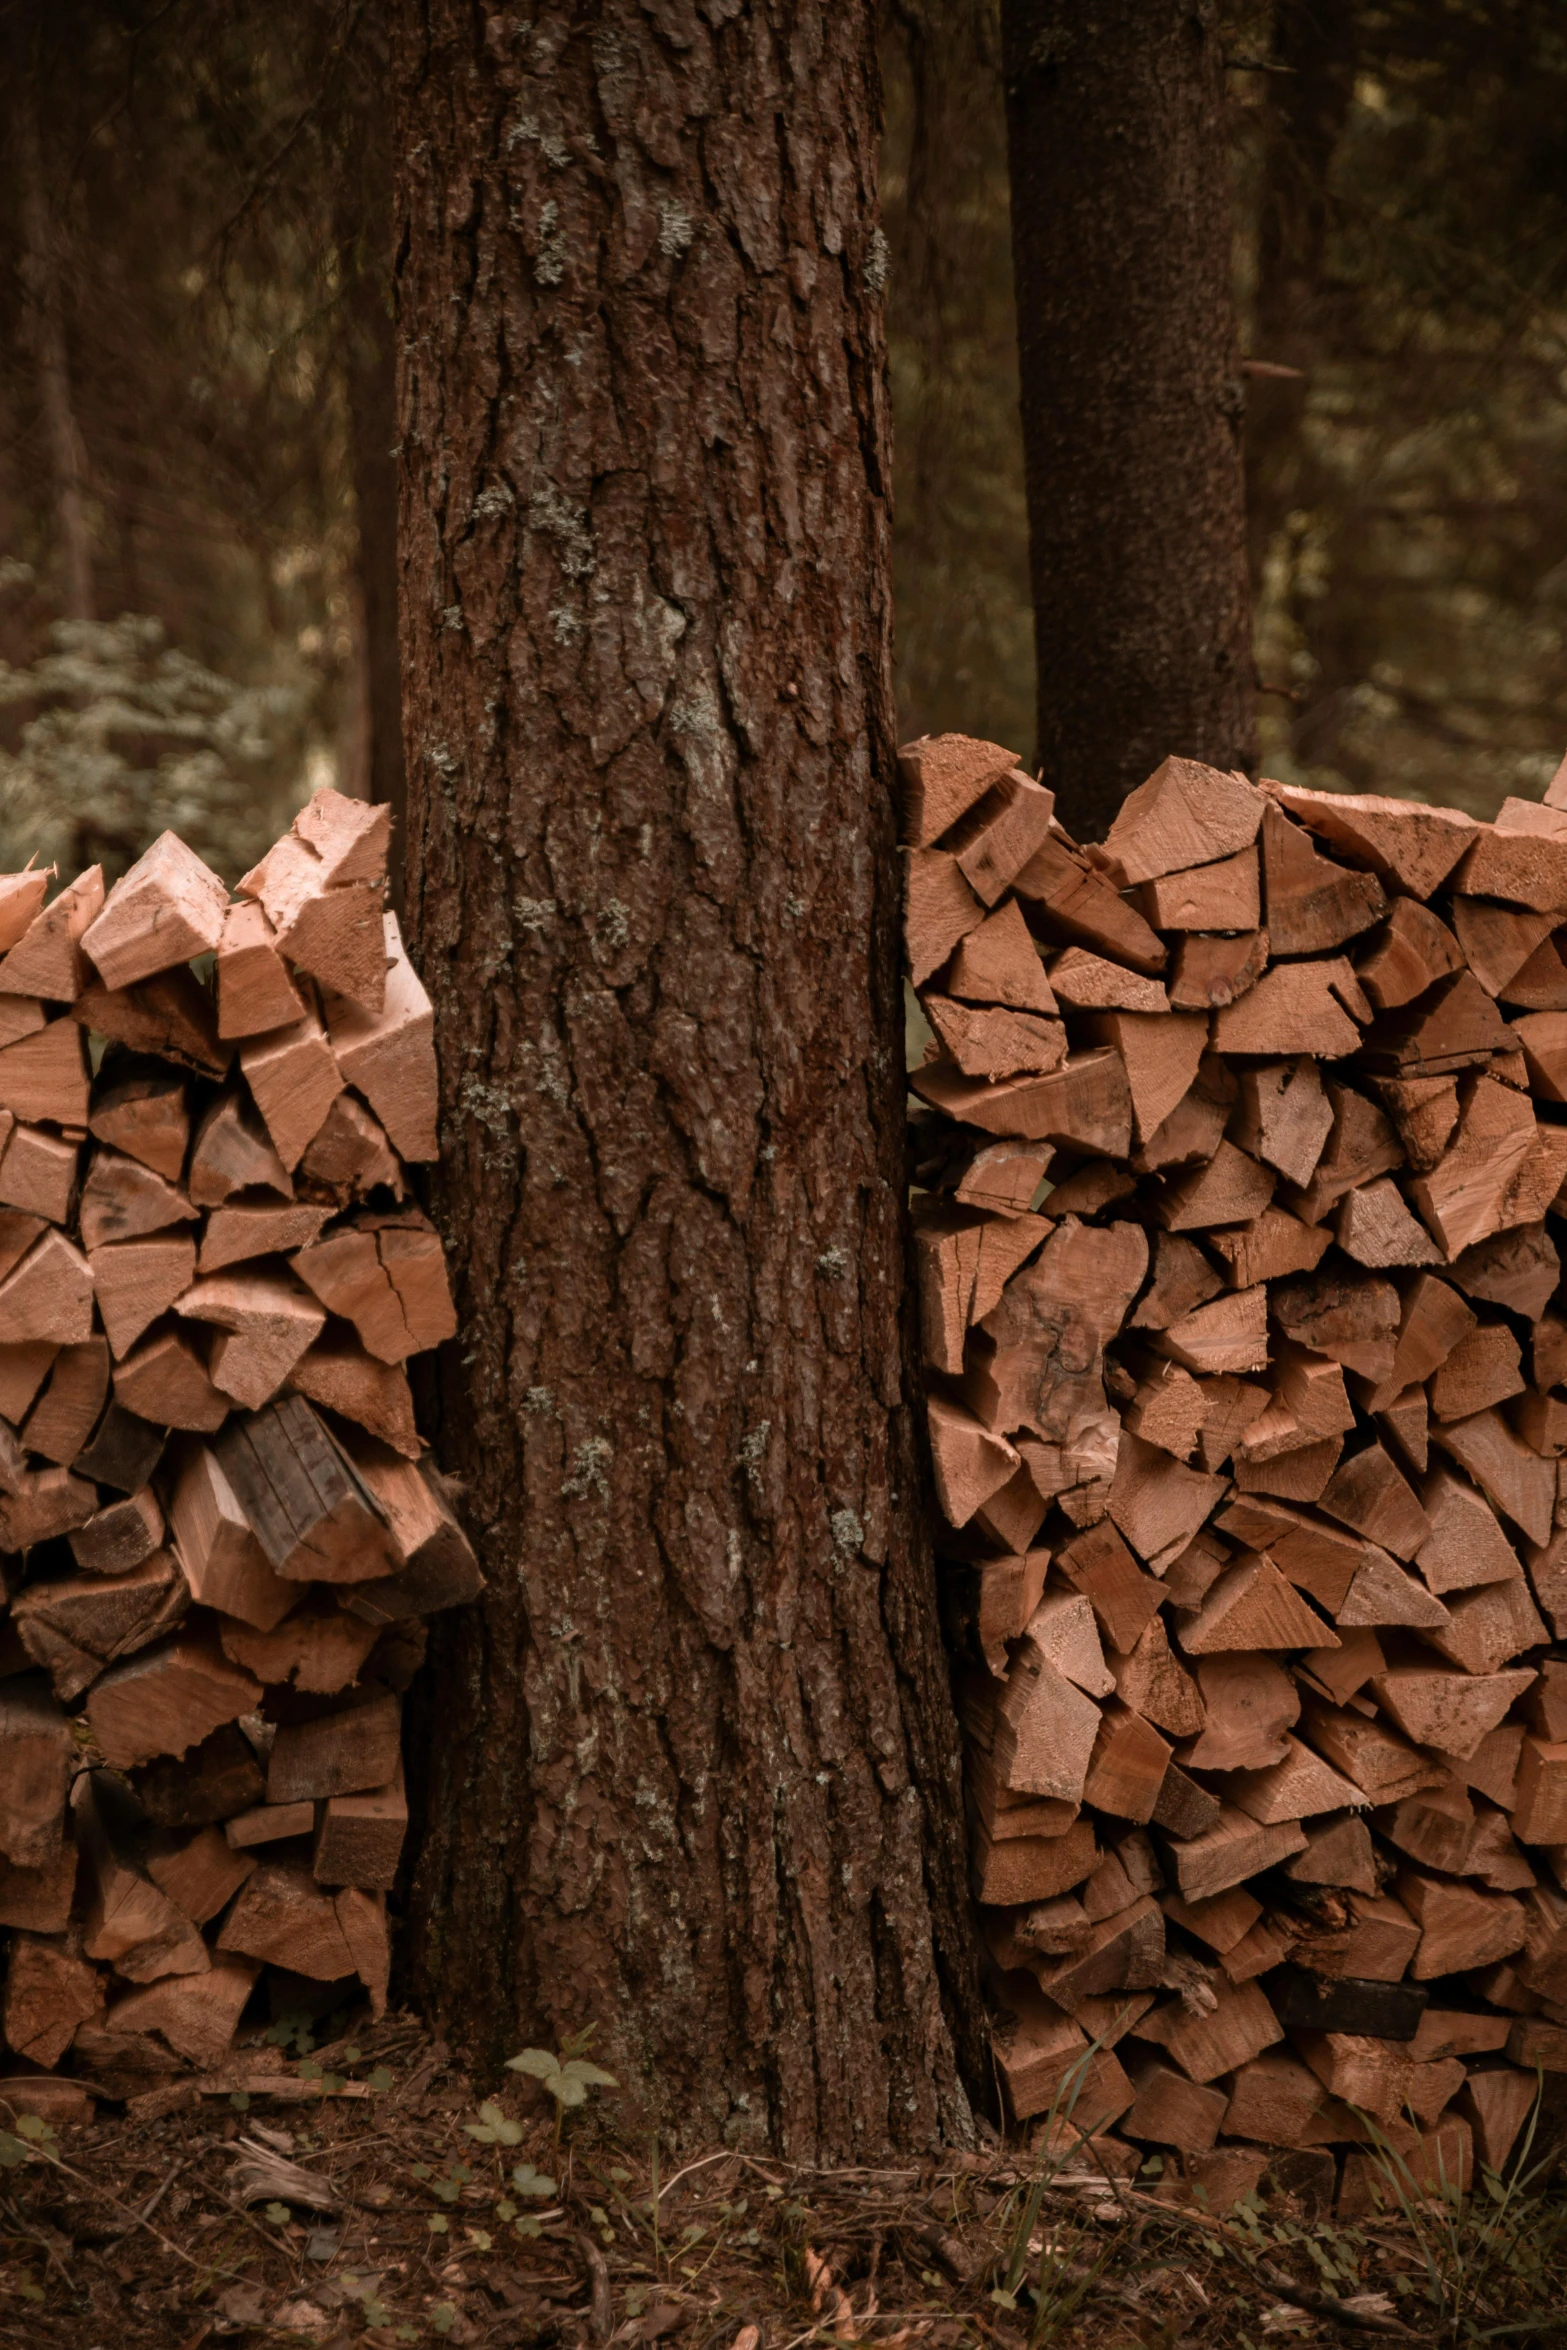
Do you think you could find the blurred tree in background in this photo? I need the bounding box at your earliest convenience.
[0,0,398,879]
[883,0,1567,816]
[3,0,1566,855]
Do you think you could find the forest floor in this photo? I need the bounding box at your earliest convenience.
[0,2007,1541,2348]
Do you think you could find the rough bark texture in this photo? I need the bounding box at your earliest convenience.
[392,0,982,2160]
[1000,0,1254,838]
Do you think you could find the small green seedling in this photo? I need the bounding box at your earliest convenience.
[505,2029,618,2151]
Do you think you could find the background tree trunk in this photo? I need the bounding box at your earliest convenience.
[393,0,983,2159]
[15,78,94,622]
[1244,0,1360,771]
[335,23,408,900]
[1000,0,1253,838]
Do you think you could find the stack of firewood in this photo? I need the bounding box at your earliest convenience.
[909,736,1567,2210]
[0,792,477,2103]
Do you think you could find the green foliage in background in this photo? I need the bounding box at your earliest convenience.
[0,613,314,882]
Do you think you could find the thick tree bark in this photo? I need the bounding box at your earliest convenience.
[392,0,983,2159]
[1000,0,1253,839]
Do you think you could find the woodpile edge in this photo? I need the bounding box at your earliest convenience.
[908,736,1567,2213]
[0,791,479,2117]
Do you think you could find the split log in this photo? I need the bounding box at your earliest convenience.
[1013,831,1167,975]
[25,1336,110,1463]
[1300,1694,1445,1804]
[921,994,1066,1080]
[167,1445,295,1629]
[0,868,49,950]
[74,1774,209,1982]
[0,1677,72,1869]
[0,1122,77,1223]
[87,1057,189,1182]
[0,1018,90,1126]
[1284,1813,1378,1896]
[225,1801,316,1848]
[175,1271,325,1410]
[291,1207,456,1364]
[1163,1803,1307,1902]
[213,1395,398,1584]
[945,899,1057,1014]
[1455,824,1567,912]
[948,768,1058,904]
[239,1011,344,1171]
[1260,802,1387,954]
[220,1599,379,1695]
[0,867,103,999]
[1227,1736,1364,1826]
[214,1857,360,1981]
[1275,783,1477,898]
[84,1635,263,1771]
[1358,897,1466,1012]
[296,1092,405,1203]
[903,848,984,985]
[1365,967,1517,1080]
[1168,928,1269,1009]
[1182,1652,1298,1771]
[1099,758,1263,887]
[237,787,390,1008]
[143,1825,256,1928]
[1318,1442,1431,1560]
[78,1149,195,1251]
[1450,1222,1561,1320]
[188,1086,292,1207]
[911,1047,1134,1154]
[113,1325,230,1433]
[0,1834,79,1934]
[1452,896,1558,998]
[13,1551,189,1702]
[897,733,1019,847]
[1130,1232,1222,1331]
[1295,2032,1411,2125]
[0,1464,97,1549]
[1048,948,1168,1012]
[1432,1407,1555,1546]
[81,834,228,989]
[1106,1431,1226,1574]
[1372,1663,1536,1761]
[91,1234,199,1357]
[1212,960,1364,1057]
[2,1934,104,2067]
[214,901,305,1039]
[105,1953,259,2066]
[1133,1974,1283,2082]
[1151,1284,1269,1376]
[1177,1554,1334,1653]
[1081,1701,1170,1823]
[73,967,229,1078]
[1400,1869,1527,1979]
[131,1722,264,1830]
[1141,844,1260,931]
[1054,1519,1165,1655]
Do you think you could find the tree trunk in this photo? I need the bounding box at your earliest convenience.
[337,28,409,901]
[880,0,1033,761]
[1244,0,1360,767]
[14,79,94,623]
[1000,0,1253,839]
[392,0,983,2159]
